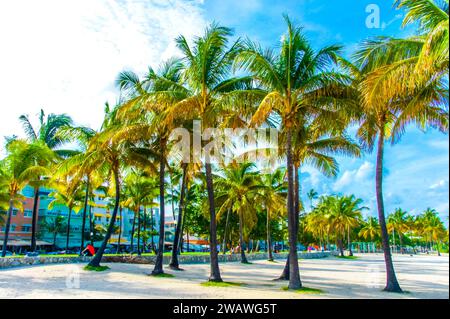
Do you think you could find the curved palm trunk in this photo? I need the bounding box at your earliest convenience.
[1,200,14,257]
[222,208,231,255]
[286,131,302,289]
[66,206,73,251]
[117,206,123,254]
[376,129,402,293]
[88,169,121,267]
[152,152,166,275]
[238,209,249,264]
[267,208,274,261]
[30,186,40,252]
[80,179,90,256]
[205,162,222,282]
[170,164,188,270]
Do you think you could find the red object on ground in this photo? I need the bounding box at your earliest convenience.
[87,244,95,256]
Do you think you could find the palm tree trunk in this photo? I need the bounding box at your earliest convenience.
[205,162,222,282]
[89,168,121,268]
[130,212,136,253]
[30,186,40,252]
[222,208,231,255]
[239,210,249,264]
[66,206,72,251]
[170,164,188,270]
[137,205,141,256]
[286,130,302,290]
[1,200,14,257]
[348,226,353,257]
[376,128,402,293]
[89,205,94,245]
[150,208,155,253]
[117,206,122,254]
[152,151,166,275]
[80,178,90,256]
[267,208,274,261]
[338,238,345,257]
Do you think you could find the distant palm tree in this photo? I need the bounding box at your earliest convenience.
[215,162,263,263]
[359,217,381,243]
[0,140,53,257]
[40,214,67,248]
[387,208,410,252]
[325,195,365,257]
[307,189,319,210]
[48,177,84,250]
[260,168,287,261]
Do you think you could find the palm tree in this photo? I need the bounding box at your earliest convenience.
[387,208,410,253]
[165,23,253,282]
[47,177,84,251]
[80,104,151,268]
[40,214,67,248]
[307,189,319,211]
[325,195,365,257]
[19,110,74,251]
[235,15,359,289]
[1,140,52,257]
[419,208,447,255]
[350,18,448,291]
[359,217,381,243]
[215,162,262,263]
[260,168,287,261]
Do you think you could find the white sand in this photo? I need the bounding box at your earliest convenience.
[0,254,447,299]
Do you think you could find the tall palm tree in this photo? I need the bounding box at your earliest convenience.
[19,110,74,251]
[165,23,253,282]
[350,16,448,291]
[236,15,359,289]
[80,104,151,268]
[1,140,52,257]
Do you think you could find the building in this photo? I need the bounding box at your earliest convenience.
[1,184,178,252]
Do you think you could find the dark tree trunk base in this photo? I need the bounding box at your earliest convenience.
[169,265,184,271]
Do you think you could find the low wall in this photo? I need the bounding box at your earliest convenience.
[0,251,335,270]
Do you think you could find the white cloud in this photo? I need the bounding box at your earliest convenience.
[430,180,448,190]
[0,0,206,153]
[333,161,374,191]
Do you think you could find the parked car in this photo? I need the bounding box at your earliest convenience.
[25,252,40,257]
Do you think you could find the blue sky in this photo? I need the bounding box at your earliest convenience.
[0,0,448,223]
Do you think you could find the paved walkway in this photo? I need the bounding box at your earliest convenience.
[0,254,447,299]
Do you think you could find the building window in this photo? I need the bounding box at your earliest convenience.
[10,224,16,231]
[24,210,32,218]
[21,225,32,232]
[12,210,18,216]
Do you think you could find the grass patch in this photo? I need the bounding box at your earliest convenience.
[83,265,110,272]
[336,255,358,260]
[201,281,245,288]
[282,286,324,294]
[151,273,175,278]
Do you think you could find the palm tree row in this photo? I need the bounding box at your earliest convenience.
[0,1,448,293]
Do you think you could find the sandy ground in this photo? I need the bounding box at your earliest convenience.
[0,254,448,299]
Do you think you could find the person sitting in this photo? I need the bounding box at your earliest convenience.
[81,244,95,256]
